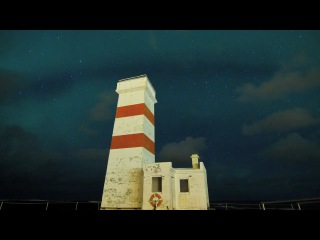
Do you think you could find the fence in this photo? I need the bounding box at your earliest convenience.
[0,200,101,210]
[210,198,320,210]
[1,198,320,210]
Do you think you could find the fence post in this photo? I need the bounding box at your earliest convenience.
[46,202,49,210]
[0,201,3,210]
[297,203,301,210]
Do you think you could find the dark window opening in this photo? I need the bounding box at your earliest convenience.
[152,177,162,192]
[180,179,189,192]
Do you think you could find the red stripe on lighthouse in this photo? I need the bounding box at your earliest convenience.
[115,103,154,125]
[110,133,155,154]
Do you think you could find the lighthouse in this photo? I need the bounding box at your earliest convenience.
[101,75,157,209]
[101,74,210,210]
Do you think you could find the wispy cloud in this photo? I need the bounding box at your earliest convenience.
[0,125,65,196]
[158,137,207,163]
[0,70,20,104]
[242,108,319,135]
[261,132,320,163]
[89,91,117,121]
[72,148,107,161]
[236,65,320,102]
[148,31,159,50]
[0,124,106,200]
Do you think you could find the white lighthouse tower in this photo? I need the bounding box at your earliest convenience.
[101,74,210,210]
[101,75,157,210]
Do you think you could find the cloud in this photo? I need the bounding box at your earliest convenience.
[0,31,14,57]
[0,70,21,104]
[236,66,320,102]
[148,31,159,50]
[262,133,320,163]
[0,124,107,201]
[72,148,107,161]
[242,108,319,135]
[0,125,65,197]
[80,90,117,138]
[208,157,320,201]
[79,124,99,136]
[89,91,117,121]
[158,137,207,163]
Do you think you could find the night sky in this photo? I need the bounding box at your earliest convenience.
[1,30,320,202]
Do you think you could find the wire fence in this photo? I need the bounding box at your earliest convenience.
[0,200,101,210]
[210,198,320,210]
[0,198,319,210]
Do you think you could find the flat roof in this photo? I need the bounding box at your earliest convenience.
[118,74,147,82]
[118,74,155,94]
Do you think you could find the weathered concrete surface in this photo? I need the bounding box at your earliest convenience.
[101,75,210,210]
[101,75,156,210]
[142,161,210,210]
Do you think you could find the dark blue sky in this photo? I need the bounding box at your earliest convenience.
[1,30,320,202]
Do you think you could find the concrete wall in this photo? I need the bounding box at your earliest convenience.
[174,162,210,210]
[101,75,157,210]
[101,147,155,209]
[117,76,157,111]
[112,115,154,142]
[142,162,209,210]
[142,162,175,210]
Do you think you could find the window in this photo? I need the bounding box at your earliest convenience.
[180,179,189,192]
[152,177,162,192]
